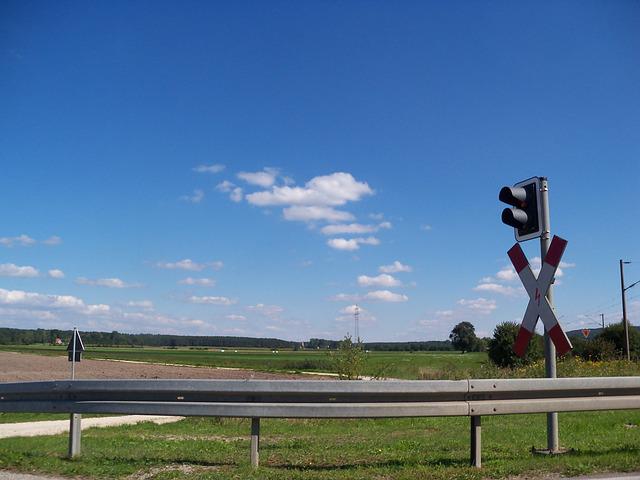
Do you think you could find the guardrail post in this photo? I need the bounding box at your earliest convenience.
[68,413,82,458]
[250,417,260,468]
[470,416,481,468]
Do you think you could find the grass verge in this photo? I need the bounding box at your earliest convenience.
[1,412,640,479]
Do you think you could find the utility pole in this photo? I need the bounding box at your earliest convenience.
[538,177,558,453]
[600,313,605,329]
[620,260,631,361]
[354,305,360,342]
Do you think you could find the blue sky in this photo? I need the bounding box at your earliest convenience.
[1,1,639,341]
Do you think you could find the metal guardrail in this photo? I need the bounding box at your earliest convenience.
[2,377,640,468]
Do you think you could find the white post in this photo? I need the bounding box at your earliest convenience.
[68,327,81,458]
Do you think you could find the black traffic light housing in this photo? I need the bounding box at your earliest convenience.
[499,177,542,242]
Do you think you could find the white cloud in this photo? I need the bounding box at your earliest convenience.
[193,164,225,174]
[226,314,246,321]
[327,238,359,251]
[0,234,36,247]
[156,259,223,271]
[237,168,279,188]
[76,277,142,288]
[285,206,354,223]
[457,297,497,315]
[379,261,412,274]
[369,213,384,220]
[327,236,380,251]
[188,295,236,306]
[0,263,39,278]
[365,290,409,302]
[216,181,243,202]
[48,269,65,279]
[496,266,518,282]
[42,236,62,245]
[127,300,154,310]
[329,293,362,302]
[320,222,392,236]
[473,282,520,296]
[435,310,454,317]
[321,223,376,235]
[335,304,376,323]
[216,180,235,192]
[357,274,401,288]
[162,258,207,272]
[0,307,59,321]
[420,224,432,231]
[180,189,204,204]
[246,303,284,318]
[178,277,216,287]
[246,172,373,207]
[0,287,110,315]
[230,187,243,202]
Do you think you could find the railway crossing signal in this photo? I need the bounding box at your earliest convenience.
[499,177,542,242]
[508,235,572,357]
[499,176,567,453]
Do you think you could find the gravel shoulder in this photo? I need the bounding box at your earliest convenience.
[0,415,183,439]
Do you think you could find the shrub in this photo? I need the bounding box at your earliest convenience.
[329,335,367,380]
[598,322,640,359]
[571,336,617,361]
[488,322,543,368]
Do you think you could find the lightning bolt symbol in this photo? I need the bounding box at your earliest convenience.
[535,288,541,306]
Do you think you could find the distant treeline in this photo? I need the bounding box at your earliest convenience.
[0,328,295,349]
[0,328,452,351]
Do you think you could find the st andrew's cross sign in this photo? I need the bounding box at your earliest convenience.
[508,235,572,357]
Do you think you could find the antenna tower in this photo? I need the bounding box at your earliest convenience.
[354,304,360,341]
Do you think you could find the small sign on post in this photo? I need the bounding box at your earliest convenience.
[66,327,84,458]
[67,329,85,363]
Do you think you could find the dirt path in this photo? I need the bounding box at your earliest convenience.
[0,351,320,381]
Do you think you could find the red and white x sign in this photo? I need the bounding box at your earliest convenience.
[508,235,572,357]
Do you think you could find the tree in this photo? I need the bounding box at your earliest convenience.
[449,322,478,353]
[488,322,543,368]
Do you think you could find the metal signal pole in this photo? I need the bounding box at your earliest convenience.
[539,177,559,453]
[620,260,631,361]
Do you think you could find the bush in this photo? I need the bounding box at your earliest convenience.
[571,336,617,361]
[598,322,640,359]
[329,335,367,380]
[488,322,543,368]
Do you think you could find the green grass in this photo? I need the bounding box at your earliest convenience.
[0,344,487,379]
[2,413,640,479]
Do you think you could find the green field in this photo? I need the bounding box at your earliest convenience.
[0,344,487,379]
